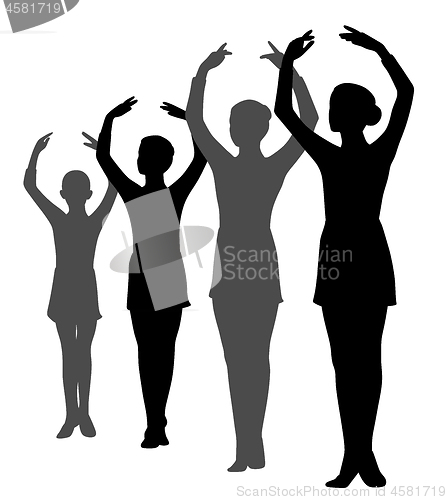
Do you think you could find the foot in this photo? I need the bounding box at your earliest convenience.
[141,436,160,449]
[358,452,386,487]
[79,415,96,438]
[158,429,169,446]
[227,460,248,472]
[326,454,358,488]
[56,418,78,439]
[247,438,265,469]
[140,428,168,449]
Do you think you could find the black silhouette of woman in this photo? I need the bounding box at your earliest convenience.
[186,40,318,471]
[94,99,207,448]
[24,133,117,438]
[275,28,414,487]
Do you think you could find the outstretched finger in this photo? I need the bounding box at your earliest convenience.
[268,41,280,53]
[218,43,227,51]
[259,54,272,59]
[41,132,53,140]
[82,132,94,141]
[302,29,314,38]
[302,40,315,54]
[343,25,360,33]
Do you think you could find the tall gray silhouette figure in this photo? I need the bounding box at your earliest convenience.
[186,41,318,471]
[94,99,207,448]
[275,28,414,488]
[24,133,117,438]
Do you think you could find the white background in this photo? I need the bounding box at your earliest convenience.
[0,0,446,498]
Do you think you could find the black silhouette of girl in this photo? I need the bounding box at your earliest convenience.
[94,99,206,448]
[275,28,414,487]
[186,40,318,471]
[24,133,117,438]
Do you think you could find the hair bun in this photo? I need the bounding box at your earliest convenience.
[366,105,382,126]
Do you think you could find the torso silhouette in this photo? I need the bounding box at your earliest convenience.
[48,212,103,322]
[116,182,190,311]
[314,138,401,306]
[210,154,285,303]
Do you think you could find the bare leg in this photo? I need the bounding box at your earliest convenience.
[213,299,278,472]
[55,321,78,438]
[77,320,97,437]
[130,307,183,448]
[322,304,387,488]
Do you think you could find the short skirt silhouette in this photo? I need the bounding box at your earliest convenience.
[47,266,102,322]
[313,219,396,306]
[209,229,283,305]
[126,250,191,312]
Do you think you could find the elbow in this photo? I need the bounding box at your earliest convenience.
[304,110,319,130]
[274,103,292,124]
[402,77,414,99]
[274,103,286,119]
[96,149,106,163]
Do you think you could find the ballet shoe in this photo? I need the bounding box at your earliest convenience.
[141,437,160,449]
[248,459,265,470]
[227,460,248,472]
[248,439,265,469]
[358,452,386,487]
[141,428,169,449]
[326,455,359,488]
[157,429,169,446]
[79,415,96,438]
[325,472,358,488]
[56,418,78,439]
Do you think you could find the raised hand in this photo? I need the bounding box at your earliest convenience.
[82,132,98,150]
[339,26,384,53]
[200,43,232,72]
[160,102,186,120]
[107,96,138,118]
[284,30,315,60]
[33,132,53,154]
[260,42,284,69]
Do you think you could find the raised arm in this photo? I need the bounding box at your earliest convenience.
[261,41,319,171]
[83,132,117,222]
[161,103,207,210]
[185,44,234,165]
[24,133,64,223]
[275,31,335,164]
[96,97,138,194]
[340,26,414,153]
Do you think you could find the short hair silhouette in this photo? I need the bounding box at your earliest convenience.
[138,135,175,175]
[60,171,92,201]
[230,100,272,146]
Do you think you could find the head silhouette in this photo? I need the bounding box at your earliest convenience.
[60,171,92,207]
[329,83,381,133]
[230,100,272,148]
[137,135,175,176]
